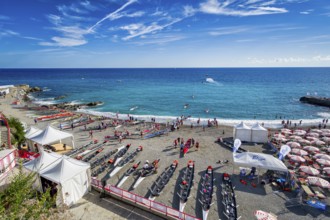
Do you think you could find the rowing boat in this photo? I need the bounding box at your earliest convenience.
[143,129,169,139]
[113,144,131,166]
[149,160,178,200]
[116,161,141,188]
[132,159,160,189]
[109,146,143,178]
[222,173,240,220]
[199,166,214,220]
[178,160,195,212]
[36,112,74,121]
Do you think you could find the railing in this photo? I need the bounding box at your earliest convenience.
[91,178,200,220]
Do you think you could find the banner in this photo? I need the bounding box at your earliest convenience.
[233,139,241,153]
[278,145,291,160]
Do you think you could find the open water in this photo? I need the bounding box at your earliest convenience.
[1,68,330,123]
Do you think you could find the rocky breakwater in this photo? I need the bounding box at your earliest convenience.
[51,101,104,111]
[300,96,330,107]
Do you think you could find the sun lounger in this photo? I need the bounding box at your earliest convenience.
[301,185,315,197]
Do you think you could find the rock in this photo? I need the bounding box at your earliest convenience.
[300,96,330,107]
[28,86,42,93]
[54,95,67,100]
[86,101,103,107]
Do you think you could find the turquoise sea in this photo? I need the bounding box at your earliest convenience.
[1,68,330,122]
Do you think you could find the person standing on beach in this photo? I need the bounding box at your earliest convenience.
[34,118,37,124]
[195,141,199,151]
[89,130,93,139]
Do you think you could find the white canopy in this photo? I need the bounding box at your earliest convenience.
[233,152,288,172]
[25,126,43,139]
[251,123,268,143]
[29,125,75,148]
[24,151,90,206]
[233,122,252,142]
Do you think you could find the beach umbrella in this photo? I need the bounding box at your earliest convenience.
[316,159,330,166]
[299,166,320,176]
[307,176,330,188]
[289,135,302,141]
[298,139,311,145]
[288,155,306,163]
[292,148,308,156]
[322,137,330,142]
[306,136,319,141]
[311,129,323,134]
[293,130,306,136]
[322,132,330,137]
[280,129,292,136]
[254,210,277,220]
[303,146,320,153]
[323,167,330,175]
[273,137,287,142]
[327,148,330,153]
[307,132,320,138]
[321,129,330,133]
[311,140,326,146]
[314,154,330,161]
[286,141,301,148]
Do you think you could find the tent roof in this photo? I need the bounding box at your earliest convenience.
[251,123,267,131]
[41,156,90,183]
[29,125,73,145]
[24,151,90,184]
[25,126,43,139]
[233,152,288,172]
[235,122,251,130]
[24,151,62,172]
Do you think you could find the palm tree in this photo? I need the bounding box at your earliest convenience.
[6,117,26,147]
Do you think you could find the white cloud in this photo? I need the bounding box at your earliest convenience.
[47,14,62,25]
[121,18,183,40]
[300,9,313,15]
[0,29,19,38]
[88,0,137,32]
[199,0,288,16]
[133,35,185,45]
[52,25,92,39]
[248,55,330,64]
[183,5,196,17]
[208,26,249,36]
[39,37,87,47]
[0,15,10,20]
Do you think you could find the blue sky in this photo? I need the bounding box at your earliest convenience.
[0,0,330,68]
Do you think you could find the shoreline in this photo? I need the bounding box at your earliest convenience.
[77,108,325,129]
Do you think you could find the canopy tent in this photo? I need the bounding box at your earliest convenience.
[233,122,252,142]
[25,126,43,139]
[233,152,288,172]
[251,123,268,143]
[24,151,90,206]
[29,125,75,149]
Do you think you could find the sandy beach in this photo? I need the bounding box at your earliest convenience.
[1,90,329,220]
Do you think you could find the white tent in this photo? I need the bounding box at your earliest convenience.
[29,125,75,149]
[25,126,43,139]
[233,122,252,142]
[251,123,268,143]
[24,151,91,206]
[233,152,288,172]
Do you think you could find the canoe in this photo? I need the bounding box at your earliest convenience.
[109,146,143,178]
[149,160,178,200]
[178,160,195,212]
[117,161,141,188]
[199,166,214,220]
[132,159,160,189]
[222,173,240,220]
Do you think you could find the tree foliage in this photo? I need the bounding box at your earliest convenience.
[0,165,70,220]
[6,117,26,146]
